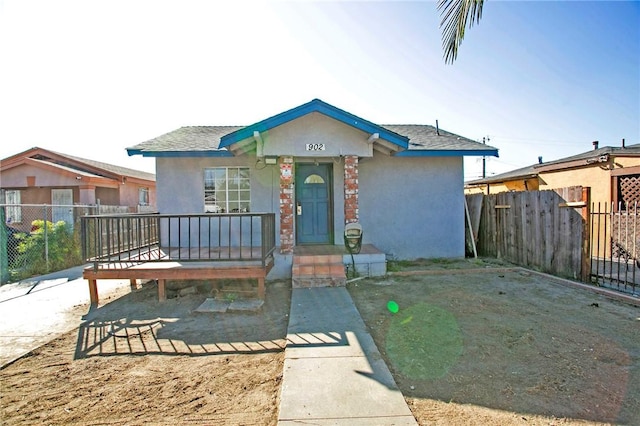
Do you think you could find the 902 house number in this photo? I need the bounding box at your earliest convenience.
[305,143,326,151]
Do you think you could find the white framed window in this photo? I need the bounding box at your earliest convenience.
[204,167,250,213]
[138,187,150,206]
[4,190,21,223]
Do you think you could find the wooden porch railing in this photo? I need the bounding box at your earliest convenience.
[81,212,276,269]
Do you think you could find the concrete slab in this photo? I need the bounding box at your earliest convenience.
[0,271,133,367]
[285,288,381,358]
[278,287,417,425]
[287,287,368,333]
[285,329,379,359]
[229,298,264,312]
[279,355,413,421]
[279,416,417,425]
[194,298,229,313]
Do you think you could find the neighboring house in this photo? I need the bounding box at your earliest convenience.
[0,147,157,226]
[127,99,496,274]
[465,141,640,209]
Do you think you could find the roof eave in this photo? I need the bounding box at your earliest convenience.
[466,173,539,186]
[395,149,499,157]
[535,155,611,173]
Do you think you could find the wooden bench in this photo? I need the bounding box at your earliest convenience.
[83,259,274,306]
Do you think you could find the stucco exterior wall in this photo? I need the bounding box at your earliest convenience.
[359,154,465,259]
[156,153,466,260]
[464,178,539,195]
[1,164,81,188]
[1,162,155,209]
[155,156,278,249]
[95,187,120,206]
[539,166,611,206]
[614,157,640,169]
[116,182,156,210]
[262,113,374,158]
[156,155,279,215]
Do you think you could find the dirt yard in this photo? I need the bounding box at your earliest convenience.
[0,280,292,425]
[349,259,640,425]
[1,259,639,425]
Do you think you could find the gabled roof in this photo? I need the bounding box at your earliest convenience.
[1,147,155,182]
[219,98,409,150]
[127,99,498,159]
[466,142,640,185]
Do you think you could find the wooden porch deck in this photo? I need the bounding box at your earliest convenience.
[83,245,274,306]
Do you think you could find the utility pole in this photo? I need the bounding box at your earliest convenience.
[481,137,488,178]
[482,136,490,195]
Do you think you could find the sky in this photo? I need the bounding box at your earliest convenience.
[0,0,638,181]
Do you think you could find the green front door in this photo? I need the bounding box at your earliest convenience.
[295,163,332,244]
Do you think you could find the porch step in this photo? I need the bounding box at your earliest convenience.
[292,254,346,288]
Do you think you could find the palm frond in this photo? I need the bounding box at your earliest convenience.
[438,0,484,64]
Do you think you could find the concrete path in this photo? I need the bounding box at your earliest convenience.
[0,266,133,367]
[278,287,417,425]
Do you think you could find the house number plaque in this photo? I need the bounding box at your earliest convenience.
[305,143,325,151]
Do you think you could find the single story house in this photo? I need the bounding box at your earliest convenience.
[1,147,156,229]
[465,140,640,210]
[127,99,497,279]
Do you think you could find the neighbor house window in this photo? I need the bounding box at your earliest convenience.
[4,190,21,223]
[204,167,250,213]
[138,187,150,206]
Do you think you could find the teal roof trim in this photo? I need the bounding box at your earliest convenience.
[395,149,499,157]
[219,99,409,149]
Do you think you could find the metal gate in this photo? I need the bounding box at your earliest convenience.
[590,202,640,296]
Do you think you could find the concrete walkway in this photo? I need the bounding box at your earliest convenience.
[278,287,417,425]
[0,266,133,367]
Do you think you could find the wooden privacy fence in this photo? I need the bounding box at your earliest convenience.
[466,187,590,281]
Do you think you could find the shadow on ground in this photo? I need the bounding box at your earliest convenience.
[74,280,291,359]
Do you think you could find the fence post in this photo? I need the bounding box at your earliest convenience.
[43,205,49,272]
[0,207,8,284]
[580,187,591,282]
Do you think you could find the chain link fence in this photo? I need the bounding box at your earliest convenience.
[0,204,141,284]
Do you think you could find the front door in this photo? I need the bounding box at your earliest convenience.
[295,163,332,244]
[52,189,74,229]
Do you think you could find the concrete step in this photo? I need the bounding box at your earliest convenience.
[293,254,343,265]
[291,254,346,288]
[292,275,346,288]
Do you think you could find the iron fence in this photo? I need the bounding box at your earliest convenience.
[81,212,277,269]
[591,202,640,296]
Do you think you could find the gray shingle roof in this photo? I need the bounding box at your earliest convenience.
[129,126,243,153]
[466,164,539,185]
[382,124,495,152]
[466,142,640,185]
[537,143,640,167]
[129,124,496,155]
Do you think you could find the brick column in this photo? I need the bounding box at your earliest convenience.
[344,155,359,224]
[279,159,294,254]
